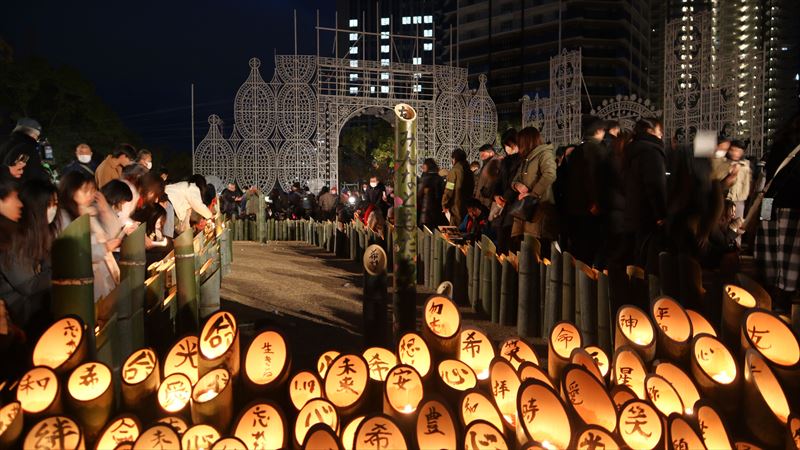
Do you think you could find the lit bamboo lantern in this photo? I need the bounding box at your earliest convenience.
[464,420,509,450]
[363,347,397,382]
[741,309,800,402]
[569,348,604,383]
[422,295,462,361]
[353,414,407,450]
[561,365,616,432]
[181,424,219,450]
[575,425,623,450]
[233,401,287,450]
[734,442,764,450]
[66,361,113,441]
[341,416,366,450]
[414,397,457,450]
[289,371,323,411]
[158,416,188,436]
[686,309,717,337]
[668,414,706,450]
[742,349,791,447]
[133,424,180,450]
[16,366,60,417]
[199,311,239,379]
[397,332,432,380]
[210,437,247,450]
[690,335,739,413]
[788,414,800,450]
[32,315,87,374]
[489,358,522,428]
[163,336,199,385]
[0,401,22,449]
[94,414,141,450]
[722,284,757,346]
[615,305,656,362]
[651,296,693,362]
[735,273,771,309]
[654,362,701,415]
[191,367,233,432]
[324,354,369,416]
[695,401,734,450]
[437,359,477,403]
[609,384,638,411]
[243,329,291,394]
[612,346,647,399]
[121,348,159,415]
[157,373,192,416]
[644,374,684,417]
[459,328,495,381]
[547,321,582,381]
[517,362,555,390]
[459,389,505,434]
[24,416,84,450]
[517,380,572,449]
[616,399,663,450]
[303,424,343,449]
[383,365,423,431]
[584,345,610,379]
[498,337,539,370]
[318,350,341,379]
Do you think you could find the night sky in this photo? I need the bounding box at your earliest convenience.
[1,0,335,155]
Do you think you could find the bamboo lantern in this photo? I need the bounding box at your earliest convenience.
[722,284,757,346]
[16,366,60,417]
[342,416,366,450]
[584,345,610,379]
[788,414,800,450]
[459,328,495,381]
[414,397,458,450]
[24,416,84,450]
[352,414,407,450]
[517,362,555,390]
[318,350,341,379]
[498,337,539,370]
[616,399,663,450]
[459,389,505,434]
[397,332,432,380]
[615,305,656,363]
[121,348,159,414]
[191,367,233,432]
[133,424,180,450]
[651,296,693,363]
[667,414,707,450]
[181,424,219,450]
[569,348,604,383]
[644,374,684,417]
[243,329,291,394]
[489,358,522,428]
[516,380,572,449]
[547,321,582,381]
[156,373,192,416]
[0,401,22,449]
[610,384,638,410]
[695,401,734,450]
[741,309,800,403]
[324,354,370,416]
[66,361,114,440]
[422,295,462,361]
[561,364,616,433]
[158,416,188,436]
[686,309,717,337]
[232,401,286,450]
[363,347,397,382]
[163,335,199,385]
[32,315,87,375]
[690,335,739,413]
[653,362,701,415]
[303,424,343,449]
[289,371,323,411]
[464,420,509,450]
[735,273,771,309]
[612,346,647,399]
[742,349,791,447]
[210,437,247,450]
[199,310,240,379]
[437,359,477,403]
[94,414,141,450]
[734,441,764,450]
[574,425,623,450]
[383,364,424,432]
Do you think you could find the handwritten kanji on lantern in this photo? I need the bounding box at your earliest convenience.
[203,312,236,351]
[123,349,156,384]
[624,405,652,438]
[462,331,482,358]
[424,406,444,435]
[29,416,80,450]
[363,423,391,450]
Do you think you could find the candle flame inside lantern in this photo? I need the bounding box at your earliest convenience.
[694,336,737,385]
[712,370,734,384]
[196,389,218,402]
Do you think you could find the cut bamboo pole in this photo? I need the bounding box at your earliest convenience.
[561,252,575,323]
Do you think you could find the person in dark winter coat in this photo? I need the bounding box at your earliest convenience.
[442,148,475,226]
[473,144,501,208]
[493,129,523,255]
[459,198,492,243]
[0,118,50,182]
[220,183,243,219]
[418,158,446,229]
[60,143,97,178]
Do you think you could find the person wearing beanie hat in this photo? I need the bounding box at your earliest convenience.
[0,118,50,182]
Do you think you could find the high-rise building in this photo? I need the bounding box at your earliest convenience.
[763,0,800,146]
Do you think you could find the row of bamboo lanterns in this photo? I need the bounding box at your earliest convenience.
[1,281,799,449]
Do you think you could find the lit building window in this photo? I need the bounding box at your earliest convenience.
[381,86,390,93]
[349,73,358,81]
[413,16,422,24]
[424,43,433,51]
[381,45,390,53]
[381,31,389,40]
[381,72,390,80]
[350,60,359,68]
[349,87,358,94]
[424,29,433,37]
[349,33,358,41]
[402,16,411,25]
[350,47,358,55]
[412,57,422,65]
[424,15,433,24]
[381,58,390,66]
[370,86,376,93]
[349,19,358,27]
[413,84,422,92]
[381,17,390,26]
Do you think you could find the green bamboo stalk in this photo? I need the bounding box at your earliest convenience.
[499,256,517,326]
[174,229,199,333]
[561,252,575,322]
[491,255,501,323]
[119,224,146,319]
[518,236,541,337]
[597,270,612,353]
[576,261,598,346]
[257,190,266,243]
[544,242,562,338]
[471,243,482,312]
[453,245,468,305]
[466,243,475,305]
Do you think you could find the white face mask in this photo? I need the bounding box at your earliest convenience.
[144,161,153,170]
[77,154,92,164]
[715,150,727,159]
[47,206,57,224]
[370,182,378,188]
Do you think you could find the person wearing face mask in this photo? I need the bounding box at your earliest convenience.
[493,129,523,255]
[0,118,51,183]
[136,149,153,172]
[61,143,97,177]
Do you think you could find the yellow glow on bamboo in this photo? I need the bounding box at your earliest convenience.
[725,284,756,307]
[385,365,423,415]
[134,424,180,450]
[693,336,737,385]
[122,348,158,386]
[67,361,111,402]
[610,385,637,411]
[463,420,508,450]
[353,415,407,450]
[652,297,692,342]
[489,359,521,426]
[289,371,323,411]
[157,373,192,413]
[324,354,368,410]
[654,362,701,415]
[790,416,800,450]
[244,330,288,385]
[563,366,616,432]
[0,401,21,445]
[234,402,285,450]
[398,332,431,379]
[550,322,582,358]
[95,414,140,449]
[295,399,338,446]
[518,362,555,389]
[211,437,247,450]
[363,347,397,382]
[438,359,477,391]
[743,311,800,366]
[617,400,662,450]
[199,311,237,361]
[424,295,460,338]
[669,415,706,450]
[24,416,83,450]
[498,337,539,369]
[687,309,717,337]
[317,350,341,379]
[164,336,199,385]
[617,306,654,347]
[575,426,621,450]
[734,442,764,450]
[570,348,604,383]
[645,374,684,417]
[32,316,84,371]
[613,347,647,399]
[181,424,219,450]
[518,381,571,448]
[16,366,58,414]
[584,346,610,378]
[458,328,494,380]
[342,416,365,450]
[192,368,230,404]
[696,404,733,450]
[460,390,504,432]
[303,425,340,448]
[158,416,188,436]
[415,399,457,450]
[745,350,790,423]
